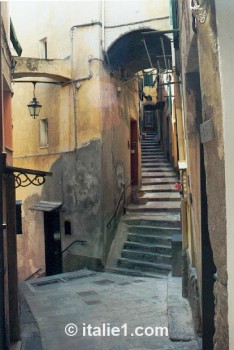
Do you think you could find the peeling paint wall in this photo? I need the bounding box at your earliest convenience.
[177,0,203,332]
[196,3,227,348]
[104,0,170,51]
[10,1,144,279]
[178,0,228,348]
[215,1,234,348]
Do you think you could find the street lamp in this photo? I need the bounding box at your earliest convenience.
[27,82,42,119]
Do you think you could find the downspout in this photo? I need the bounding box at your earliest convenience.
[70,22,100,150]
[70,27,78,150]
[101,0,105,52]
[0,5,7,349]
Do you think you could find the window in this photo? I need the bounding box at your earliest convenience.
[144,74,153,87]
[39,119,48,147]
[39,37,47,59]
[64,221,72,236]
[16,201,22,234]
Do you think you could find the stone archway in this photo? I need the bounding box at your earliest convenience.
[105,29,172,75]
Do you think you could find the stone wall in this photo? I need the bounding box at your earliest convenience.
[182,249,202,336]
[178,1,228,347]
[196,2,228,347]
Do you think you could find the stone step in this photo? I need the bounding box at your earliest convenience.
[141,142,159,145]
[124,214,181,228]
[126,202,180,213]
[106,267,167,279]
[141,146,164,154]
[123,241,172,254]
[127,225,181,236]
[141,184,178,192]
[142,159,170,164]
[141,163,172,168]
[141,145,162,149]
[142,172,177,178]
[142,139,158,142]
[142,167,174,172]
[142,157,166,161]
[121,249,172,264]
[127,232,172,245]
[141,155,165,159]
[141,149,164,153]
[118,257,171,275]
[142,192,180,201]
[142,178,177,185]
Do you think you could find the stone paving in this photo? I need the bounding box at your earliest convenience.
[19,269,201,350]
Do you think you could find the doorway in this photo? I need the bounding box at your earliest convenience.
[130,119,139,186]
[143,105,156,132]
[200,144,216,349]
[44,211,62,276]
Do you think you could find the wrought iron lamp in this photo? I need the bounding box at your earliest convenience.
[27,82,42,119]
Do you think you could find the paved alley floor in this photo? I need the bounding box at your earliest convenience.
[19,269,201,350]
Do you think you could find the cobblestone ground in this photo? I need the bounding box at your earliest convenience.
[20,270,201,350]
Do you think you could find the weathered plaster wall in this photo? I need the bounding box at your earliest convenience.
[178,2,228,346]
[10,1,101,59]
[11,1,162,279]
[177,0,207,335]
[196,4,227,348]
[100,67,140,260]
[104,0,170,51]
[17,194,45,281]
[215,1,234,348]
[42,140,103,270]
[15,140,103,279]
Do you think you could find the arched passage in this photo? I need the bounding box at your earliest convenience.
[105,29,172,74]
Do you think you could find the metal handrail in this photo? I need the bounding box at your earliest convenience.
[62,240,87,254]
[25,268,42,281]
[106,183,132,229]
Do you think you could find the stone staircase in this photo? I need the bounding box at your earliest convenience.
[112,132,181,278]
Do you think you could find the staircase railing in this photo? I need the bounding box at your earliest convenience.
[106,182,133,229]
[62,240,87,254]
[25,268,43,281]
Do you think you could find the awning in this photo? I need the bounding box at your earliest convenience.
[29,201,62,212]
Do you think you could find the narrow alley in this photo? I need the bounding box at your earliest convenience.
[1,1,233,349]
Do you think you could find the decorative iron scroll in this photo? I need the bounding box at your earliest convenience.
[14,172,46,188]
[191,0,208,24]
[5,166,52,188]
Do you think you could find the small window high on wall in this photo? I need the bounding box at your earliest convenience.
[40,119,48,147]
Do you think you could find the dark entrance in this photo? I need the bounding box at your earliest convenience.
[143,104,156,132]
[44,211,62,276]
[200,144,216,349]
[130,119,139,186]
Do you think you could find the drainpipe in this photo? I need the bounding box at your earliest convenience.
[0,5,7,349]
[70,22,100,150]
[101,0,105,52]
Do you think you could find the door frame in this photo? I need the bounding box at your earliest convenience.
[44,210,62,276]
